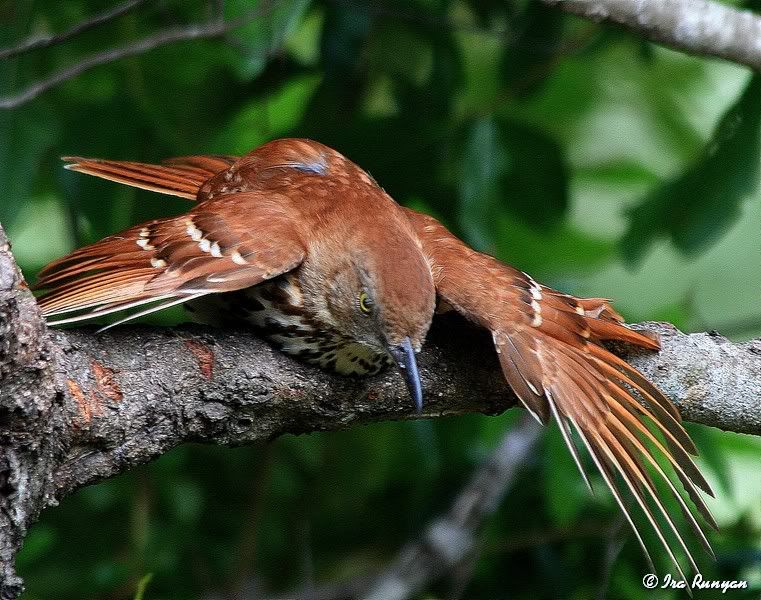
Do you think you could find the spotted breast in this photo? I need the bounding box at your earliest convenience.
[187,273,393,376]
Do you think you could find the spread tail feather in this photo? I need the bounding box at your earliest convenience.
[62,155,237,200]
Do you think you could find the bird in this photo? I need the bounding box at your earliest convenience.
[34,137,715,590]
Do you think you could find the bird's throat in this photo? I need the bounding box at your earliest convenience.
[186,274,392,376]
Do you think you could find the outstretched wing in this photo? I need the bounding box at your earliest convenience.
[34,192,305,328]
[404,208,715,588]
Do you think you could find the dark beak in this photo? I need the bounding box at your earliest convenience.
[389,337,423,413]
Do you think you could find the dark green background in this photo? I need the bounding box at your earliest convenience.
[2,0,760,598]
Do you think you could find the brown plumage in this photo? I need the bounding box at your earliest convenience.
[35,138,715,589]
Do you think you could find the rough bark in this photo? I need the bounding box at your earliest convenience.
[1,222,760,597]
[542,0,761,72]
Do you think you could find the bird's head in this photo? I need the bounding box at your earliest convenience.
[257,138,437,411]
[310,231,436,412]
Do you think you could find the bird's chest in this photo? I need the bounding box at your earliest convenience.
[188,274,391,376]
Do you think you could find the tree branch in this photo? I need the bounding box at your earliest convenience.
[1,220,760,598]
[0,0,152,60]
[541,0,761,71]
[0,1,278,110]
[3,0,761,111]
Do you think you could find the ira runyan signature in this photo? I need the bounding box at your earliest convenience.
[642,573,749,593]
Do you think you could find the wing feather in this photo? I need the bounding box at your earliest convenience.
[404,208,714,586]
[35,192,305,325]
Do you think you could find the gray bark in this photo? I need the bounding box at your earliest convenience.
[542,0,761,72]
[1,221,760,598]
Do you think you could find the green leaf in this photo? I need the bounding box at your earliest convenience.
[458,116,507,250]
[285,8,324,65]
[166,479,205,523]
[4,193,74,273]
[646,300,693,332]
[367,23,433,87]
[16,524,57,566]
[493,215,614,277]
[686,425,732,496]
[92,562,130,590]
[499,120,569,227]
[621,73,761,264]
[320,1,371,78]
[575,160,660,186]
[501,0,565,98]
[228,0,312,80]
[464,0,512,25]
[458,117,572,253]
[132,573,153,600]
[0,104,61,229]
[212,73,321,154]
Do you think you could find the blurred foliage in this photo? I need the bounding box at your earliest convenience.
[621,74,761,264]
[2,0,761,598]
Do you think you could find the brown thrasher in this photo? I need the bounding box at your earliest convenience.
[34,138,715,587]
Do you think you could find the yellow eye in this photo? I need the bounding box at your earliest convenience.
[358,291,373,314]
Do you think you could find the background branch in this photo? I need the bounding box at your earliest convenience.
[0,1,277,109]
[542,0,761,71]
[3,0,761,110]
[0,0,151,60]
[270,416,544,600]
[359,415,543,600]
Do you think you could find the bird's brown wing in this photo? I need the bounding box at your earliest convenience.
[404,208,715,586]
[34,192,305,328]
[61,154,239,200]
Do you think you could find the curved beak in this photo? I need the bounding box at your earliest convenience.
[389,337,423,413]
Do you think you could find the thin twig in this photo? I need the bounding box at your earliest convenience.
[359,416,544,600]
[0,2,280,110]
[271,416,543,600]
[0,0,153,60]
